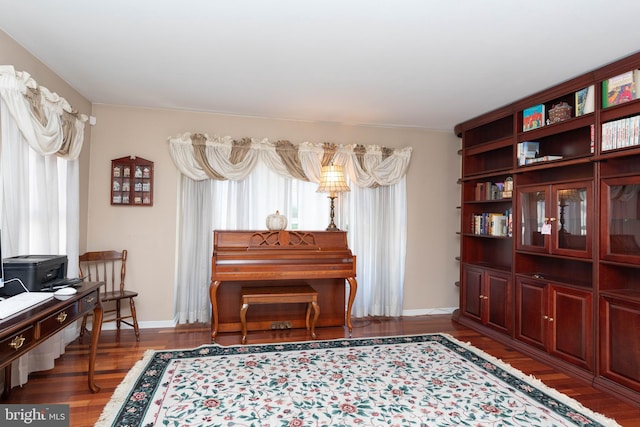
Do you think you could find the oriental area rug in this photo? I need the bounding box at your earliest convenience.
[96,334,621,427]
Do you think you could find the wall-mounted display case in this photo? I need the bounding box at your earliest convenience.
[111,156,154,206]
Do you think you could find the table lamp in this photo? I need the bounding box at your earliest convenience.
[317,164,350,231]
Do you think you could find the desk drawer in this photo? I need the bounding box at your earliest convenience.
[38,303,80,336]
[80,290,99,313]
[0,326,35,365]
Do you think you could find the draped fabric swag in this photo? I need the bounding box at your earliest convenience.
[168,133,411,186]
[0,65,86,160]
[0,65,86,388]
[168,132,412,323]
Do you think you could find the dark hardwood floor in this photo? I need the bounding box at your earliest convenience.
[4,315,640,426]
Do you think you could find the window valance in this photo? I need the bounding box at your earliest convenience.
[0,65,87,160]
[168,132,412,188]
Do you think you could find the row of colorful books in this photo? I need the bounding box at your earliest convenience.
[471,209,513,237]
[602,115,640,151]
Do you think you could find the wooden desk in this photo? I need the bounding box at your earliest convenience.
[0,282,103,397]
[210,230,357,341]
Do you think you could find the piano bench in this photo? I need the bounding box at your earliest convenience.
[240,285,320,344]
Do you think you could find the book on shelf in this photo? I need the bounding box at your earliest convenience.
[523,155,563,165]
[475,181,506,200]
[522,104,545,132]
[475,182,485,200]
[517,141,540,166]
[490,214,508,237]
[575,85,595,116]
[472,214,481,235]
[601,115,640,151]
[602,70,638,108]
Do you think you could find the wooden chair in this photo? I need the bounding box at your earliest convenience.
[79,250,140,341]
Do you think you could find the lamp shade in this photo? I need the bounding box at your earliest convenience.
[317,165,351,195]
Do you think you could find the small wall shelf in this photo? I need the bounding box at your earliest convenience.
[111,156,154,206]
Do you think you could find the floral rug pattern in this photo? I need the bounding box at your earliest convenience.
[97,334,620,427]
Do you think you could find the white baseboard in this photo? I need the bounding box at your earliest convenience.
[401,307,457,316]
[91,309,457,331]
[88,319,177,331]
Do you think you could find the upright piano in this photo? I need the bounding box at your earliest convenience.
[210,230,357,341]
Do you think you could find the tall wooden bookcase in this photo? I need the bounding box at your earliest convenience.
[454,51,640,406]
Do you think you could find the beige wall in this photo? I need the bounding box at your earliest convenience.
[88,105,462,326]
[1,28,463,327]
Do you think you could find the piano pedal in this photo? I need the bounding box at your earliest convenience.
[271,321,292,330]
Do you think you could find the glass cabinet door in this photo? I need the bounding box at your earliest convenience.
[517,181,592,257]
[601,177,640,262]
[553,182,592,257]
[518,186,548,252]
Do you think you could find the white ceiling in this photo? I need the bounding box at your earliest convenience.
[1,0,640,131]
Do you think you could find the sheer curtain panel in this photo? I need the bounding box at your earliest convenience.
[0,65,86,388]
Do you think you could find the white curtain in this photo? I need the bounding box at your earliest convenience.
[169,133,411,323]
[0,65,85,387]
[345,178,407,317]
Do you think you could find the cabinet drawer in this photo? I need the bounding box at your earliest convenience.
[0,326,35,365]
[38,303,80,336]
[80,290,99,313]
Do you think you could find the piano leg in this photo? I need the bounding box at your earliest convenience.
[305,302,311,330]
[311,300,320,339]
[240,302,249,344]
[209,280,222,342]
[346,276,358,337]
[304,300,320,339]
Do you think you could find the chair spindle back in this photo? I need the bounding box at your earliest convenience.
[79,250,127,295]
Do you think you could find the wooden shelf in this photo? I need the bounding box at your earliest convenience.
[464,136,513,156]
[517,114,594,141]
[461,169,515,181]
[464,198,512,204]
[599,98,640,122]
[599,289,640,303]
